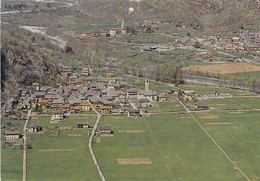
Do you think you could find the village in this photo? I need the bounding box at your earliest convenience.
[1,60,219,142]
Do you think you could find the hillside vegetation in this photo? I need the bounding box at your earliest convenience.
[79,0,260,32]
[1,24,63,96]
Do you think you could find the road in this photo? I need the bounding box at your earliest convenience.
[176,98,251,181]
[89,105,106,181]
[23,109,31,181]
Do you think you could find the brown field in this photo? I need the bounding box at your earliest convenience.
[183,63,260,74]
[229,112,243,114]
[181,117,192,119]
[118,130,145,133]
[68,134,82,136]
[60,127,72,130]
[38,149,75,152]
[199,115,219,119]
[117,158,153,165]
[96,137,101,142]
[101,134,114,137]
[205,122,231,125]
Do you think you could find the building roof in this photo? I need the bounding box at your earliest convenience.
[77,122,88,125]
[100,126,111,130]
[128,109,140,113]
[110,28,125,31]
[29,124,41,128]
[5,131,20,135]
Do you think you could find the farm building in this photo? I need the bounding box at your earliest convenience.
[53,111,65,120]
[100,106,111,114]
[80,102,91,111]
[77,122,89,129]
[100,126,112,134]
[5,131,20,140]
[196,104,209,110]
[127,109,141,118]
[158,93,167,102]
[138,98,151,108]
[28,124,42,132]
[109,28,126,36]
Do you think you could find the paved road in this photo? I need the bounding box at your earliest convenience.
[23,109,31,181]
[176,98,251,181]
[89,105,106,181]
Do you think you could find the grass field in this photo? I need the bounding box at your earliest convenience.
[93,114,247,180]
[194,110,260,181]
[178,84,256,96]
[1,118,25,181]
[183,63,260,74]
[26,116,100,181]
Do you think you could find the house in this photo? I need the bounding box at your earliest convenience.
[196,104,209,110]
[176,111,185,115]
[32,82,40,90]
[5,131,20,140]
[126,88,138,99]
[82,68,90,76]
[77,122,89,129]
[100,126,112,134]
[120,106,129,114]
[138,98,151,108]
[182,90,195,100]
[100,106,111,114]
[71,106,81,113]
[109,28,126,36]
[28,124,42,132]
[80,102,91,111]
[158,93,167,102]
[138,90,158,102]
[127,109,141,118]
[53,111,65,120]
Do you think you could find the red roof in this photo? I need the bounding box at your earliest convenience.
[48,88,56,92]
[110,28,125,30]
[39,99,49,103]
[72,106,81,110]
[107,73,115,76]
[77,79,84,83]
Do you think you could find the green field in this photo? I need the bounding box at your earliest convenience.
[2,94,259,181]
[1,118,25,181]
[194,110,260,181]
[26,116,100,181]
[93,114,249,180]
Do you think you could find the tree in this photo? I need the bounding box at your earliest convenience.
[194,41,201,48]
[246,77,256,91]
[65,46,73,54]
[47,3,51,8]
[136,67,143,77]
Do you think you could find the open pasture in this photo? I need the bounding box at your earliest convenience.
[93,114,246,181]
[194,110,260,181]
[26,116,100,181]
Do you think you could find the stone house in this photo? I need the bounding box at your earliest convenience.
[28,124,42,132]
[77,122,89,129]
[100,126,112,134]
[5,131,20,140]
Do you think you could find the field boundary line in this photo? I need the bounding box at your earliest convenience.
[177,98,251,181]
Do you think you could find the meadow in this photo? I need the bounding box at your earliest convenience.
[26,116,100,181]
[93,114,248,181]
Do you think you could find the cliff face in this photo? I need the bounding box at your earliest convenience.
[1,24,63,96]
